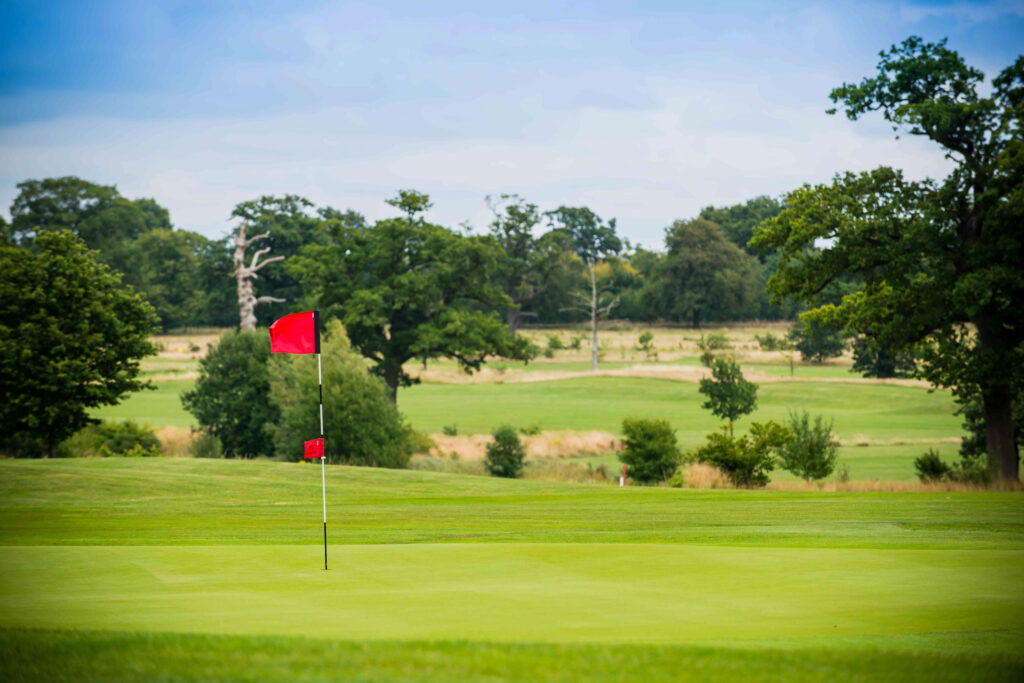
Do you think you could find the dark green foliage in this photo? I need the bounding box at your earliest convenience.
[645,218,758,328]
[63,421,161,458]
[698,357,758,433]
[546,334,565,351]
[181,330,278,459]
[290,190,536,400]
[700,195,784,257]
[619,417,681,483]
[690,421,792,487]
[779,411,840,481]
[0,231,158,458]
[637,331,654,359]
[789,319,846,363]
[914,449,951,483]
[956,391,1024,464]
[488,194,544,332]
[268,321,411,468]
[697,332,729,350]
[752,38,1024,478]
[120,229,207,331]
[850,335,916,378]
[485,425,527,478]
[442,425,458,436]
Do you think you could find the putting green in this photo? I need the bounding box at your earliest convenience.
[2,544,1022,647]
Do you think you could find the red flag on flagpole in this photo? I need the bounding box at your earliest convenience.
[304,438,324,459]
[269,311,319,354]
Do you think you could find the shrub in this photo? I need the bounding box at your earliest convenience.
[546,334,565,351]
[181,329,278,458]
[407,430,437,455]
[485,425,526,478]
[778,411,840,481]
[850,336,916,378]
[754,332,788,351]
[188,431,223,459]
[568,335,584,350]
[442,424,458,436]
[914,449,951,482]
[637,331,656,359]
[689,421,791,487]
[618,417,681,483]
[62,421,161,458]
[268,320,412,468]
[519,423,542,436]
[697,332,729,351]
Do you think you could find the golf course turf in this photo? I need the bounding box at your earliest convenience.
[0,458,1021,681]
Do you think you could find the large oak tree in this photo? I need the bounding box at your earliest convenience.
[751,37,1024,479]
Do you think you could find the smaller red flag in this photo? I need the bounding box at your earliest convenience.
[304,438,324,459]
[270,311,319,354]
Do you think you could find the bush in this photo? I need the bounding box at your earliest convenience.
[181,329,278,458]
[62,421,161,458]
[778,411,840,481]
[442,424,458,436]
[850,336,916,378]
[519,423,542,436]
[188,431,223,459]
[618,417,681,483]
[546,334,565,351]
[689,421,791,487]
[268,320,412,468]
[789,319,846,363]
[568,335,584,350]
[485,425,526,478]
[697,332,730,351]
[407,430,437,455]
[754,332,788,351]
[914,449,951,482]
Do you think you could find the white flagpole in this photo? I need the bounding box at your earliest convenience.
[313,309,325,573]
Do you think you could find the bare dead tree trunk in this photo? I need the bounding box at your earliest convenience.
[590,263,598,372]
[233,222,286,331]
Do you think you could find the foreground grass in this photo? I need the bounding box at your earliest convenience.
[3,629,1021,682]
[1,459,1021,680]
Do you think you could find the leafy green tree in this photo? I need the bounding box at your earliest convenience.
[545,206,622,370]
[290,190,536,401]
[698,357,758,435]
[484,425,527,478]
[0,231,157,458]
[619,417,681,483]
[751,37,1024,478]
[133,198,173,231]
[690,421,791,487]
[268,320,412,468]
[700,196,783,257]
[778,411,840,481]
[646,218,759,328]
[788,319,846,363]
[181,329,279,458]
[487,194,543,332]
[850,335,917,378]
[121,229,207,331]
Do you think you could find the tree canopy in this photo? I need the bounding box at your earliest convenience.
[751,37,1024,478]
[290,191,536,400]
[0,230,158,457]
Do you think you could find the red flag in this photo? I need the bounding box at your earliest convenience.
[270,311,319,354]
[304,438,324,459]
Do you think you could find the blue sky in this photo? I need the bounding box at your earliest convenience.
[1,1,1022,246]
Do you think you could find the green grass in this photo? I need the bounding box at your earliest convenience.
[1,459,1021,680]
[93,380,195,428]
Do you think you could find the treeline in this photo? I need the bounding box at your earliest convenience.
[1,177,801,332]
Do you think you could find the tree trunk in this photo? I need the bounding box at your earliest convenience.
[589,264,598,372]
[977,318,1020,480]
[983,387,1019,480]
[383,365,400,404]
[506,309,523,335]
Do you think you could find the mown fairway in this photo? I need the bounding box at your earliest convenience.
[1,458,1022,681]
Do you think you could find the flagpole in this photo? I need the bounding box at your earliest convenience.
[315,310,327,571]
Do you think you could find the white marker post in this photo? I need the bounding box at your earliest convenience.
[620,463,626,487]
[317,312,327,571]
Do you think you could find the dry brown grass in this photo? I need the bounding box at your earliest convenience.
[675,462,733,489]
[156,426,195,457]
[428,430,621,461]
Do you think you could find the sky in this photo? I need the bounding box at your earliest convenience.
[1,0,1022,247]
